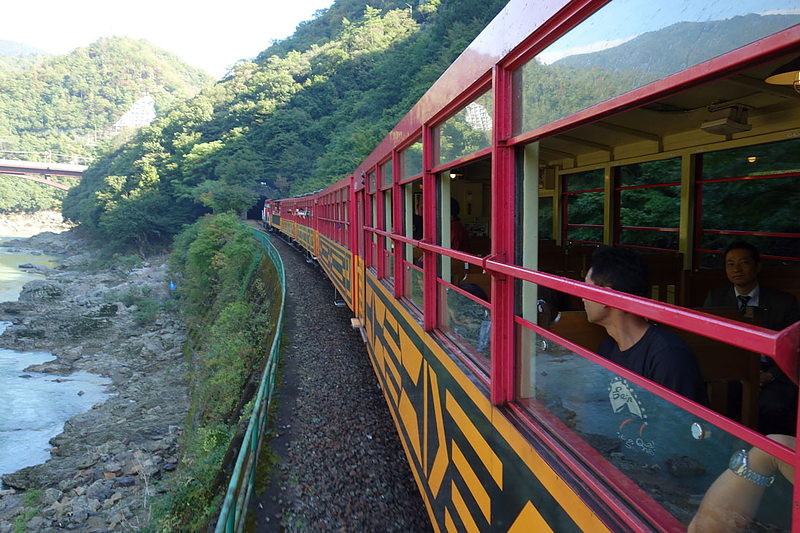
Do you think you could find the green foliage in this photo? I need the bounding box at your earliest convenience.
[0,175,76,213]
[1,36,211,214]
[196,180,259,214]
[14,489,42,533]
[150,423,233,533]
[152,216,280,531]
[61,0,508,248]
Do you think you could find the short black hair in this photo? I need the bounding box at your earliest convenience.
[458,283,487,301]
[450,198,461,220]
[589,246,650,298]
[724,241,760,263]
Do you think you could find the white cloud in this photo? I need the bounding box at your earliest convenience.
[758,8,800,15]
[536,34,639,65]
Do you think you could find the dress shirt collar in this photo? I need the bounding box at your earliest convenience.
[734,283,760,307]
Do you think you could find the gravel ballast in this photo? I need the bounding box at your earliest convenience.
[248,230,433,532]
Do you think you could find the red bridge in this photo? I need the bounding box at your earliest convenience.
[0,159,87,191]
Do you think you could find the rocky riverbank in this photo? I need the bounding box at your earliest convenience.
[0,230,188,532]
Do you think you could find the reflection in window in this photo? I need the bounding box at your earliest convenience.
[405,264,424,310]
[512,0,800,136]
[401,140,423,180]
[384,189,394,282]
[434,91,493,167]
[440,284,491,361]
[382,159,393,188]
[516,326,792,531]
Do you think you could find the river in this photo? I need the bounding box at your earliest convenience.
[0,235,111,481]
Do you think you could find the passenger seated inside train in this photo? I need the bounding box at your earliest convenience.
[450,198,471,253]
[703,241,800,435]
[584,246,710,405]
[689,434,795,533]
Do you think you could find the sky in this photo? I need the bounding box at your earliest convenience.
[2,0,335,79]
[537,0,800,64]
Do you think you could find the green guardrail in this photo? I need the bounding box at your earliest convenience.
[215,227,286,533]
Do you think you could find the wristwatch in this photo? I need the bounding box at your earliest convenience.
[729,449,774,486]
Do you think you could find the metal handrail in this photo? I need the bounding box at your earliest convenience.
[214,228,286,533]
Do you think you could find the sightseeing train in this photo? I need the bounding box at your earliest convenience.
[263,0,800,530]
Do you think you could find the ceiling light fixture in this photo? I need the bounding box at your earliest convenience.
[765,56,800,94]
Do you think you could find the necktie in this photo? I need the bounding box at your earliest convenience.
[738,295,751,316]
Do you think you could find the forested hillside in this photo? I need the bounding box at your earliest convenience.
[61,0,510,251]
[0,36,212,157]
[0,37,213,215]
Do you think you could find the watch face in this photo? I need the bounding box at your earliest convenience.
[729,449,746,471]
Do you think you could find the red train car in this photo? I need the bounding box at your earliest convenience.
[268,0,800,530]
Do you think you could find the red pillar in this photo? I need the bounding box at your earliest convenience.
[490,64,515,406]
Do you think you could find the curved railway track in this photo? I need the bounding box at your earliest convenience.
[249,230,433,532]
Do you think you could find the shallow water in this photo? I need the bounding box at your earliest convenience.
[0,235,111,479]
[0,336,111,477]
[0,237,58,302]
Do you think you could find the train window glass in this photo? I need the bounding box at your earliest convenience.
[404,263,424,311]
[511,0,800,136]
[369,171,376,193]
[343,188,349,247]
[381,159,393,189]
[400,139,423,182]
[403,180,423,313]
[563,169,604,244]
[440,284,491,362]
[515,324,793,531]
[697,139,800,267]
[617,158,681,252]
[384,189,394,283]
[369,193,377,270]
[433,91,493,168]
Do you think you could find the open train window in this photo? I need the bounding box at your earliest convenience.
[402,178,423,314]
[382,187,394,283]
[437,158,492,365]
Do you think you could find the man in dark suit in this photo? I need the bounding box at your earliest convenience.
[704,241,800,435]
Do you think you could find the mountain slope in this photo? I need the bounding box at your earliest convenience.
[0,36,213,159]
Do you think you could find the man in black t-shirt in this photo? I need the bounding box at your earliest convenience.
[584,247,709,406]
